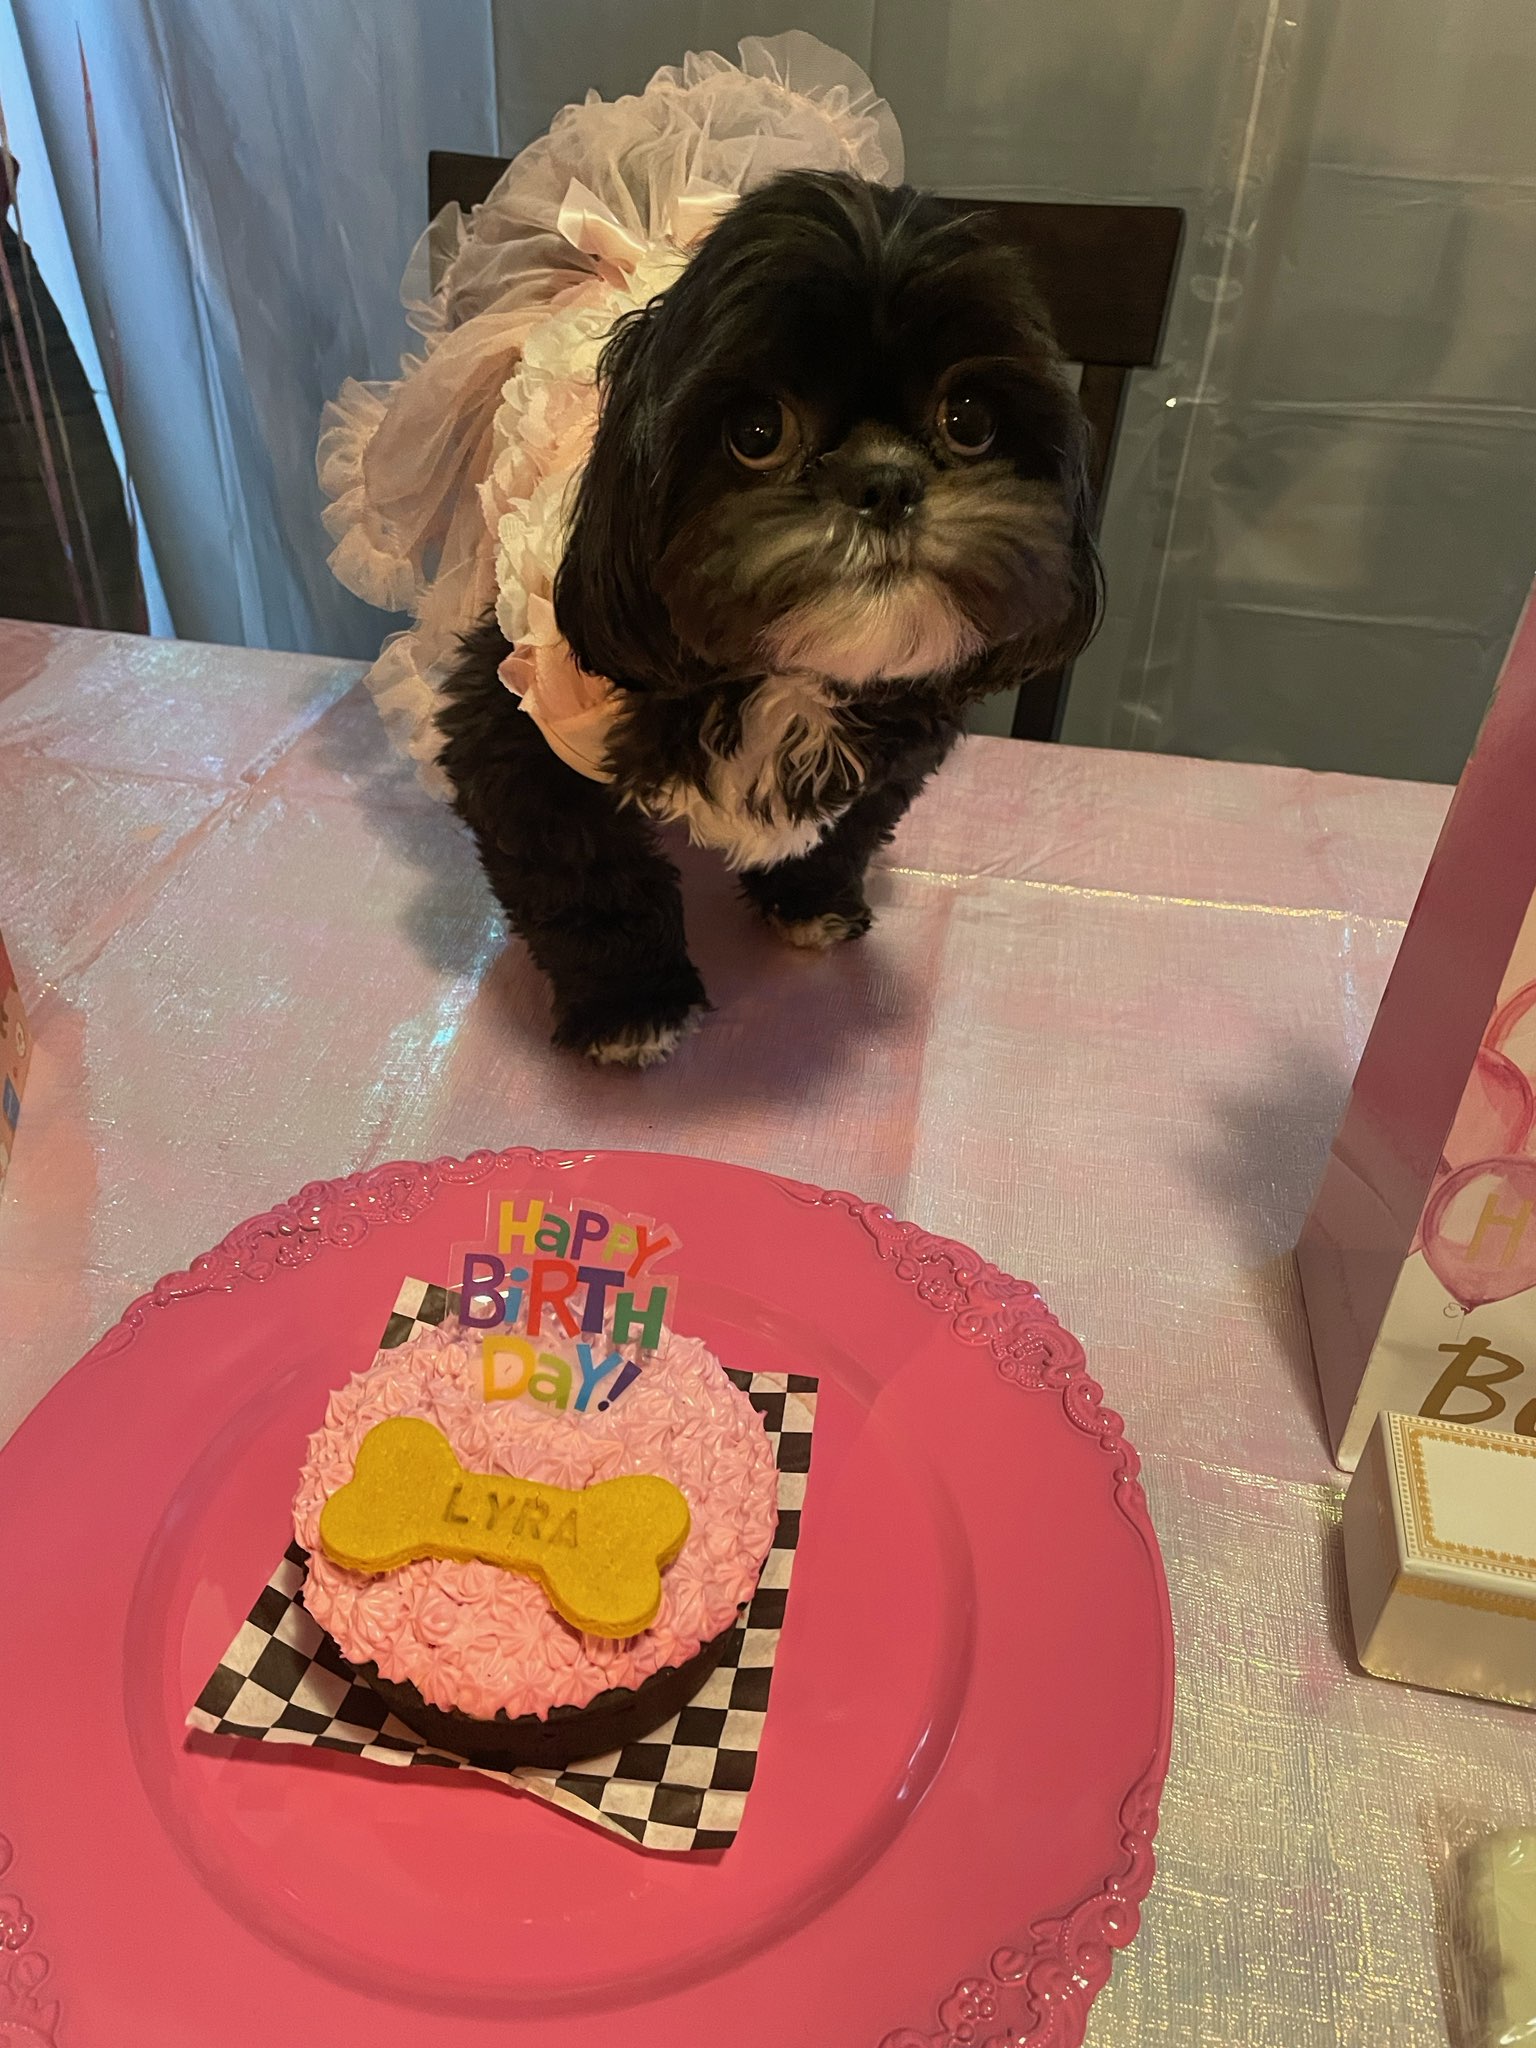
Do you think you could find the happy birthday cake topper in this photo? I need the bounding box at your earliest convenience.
[449,1193,681,1414]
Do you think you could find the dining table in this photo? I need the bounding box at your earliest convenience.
[0,614,1525,2047]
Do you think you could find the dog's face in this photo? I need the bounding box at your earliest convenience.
[554,172,1100,701]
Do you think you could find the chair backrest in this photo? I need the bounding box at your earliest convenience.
[428,151,1182,741]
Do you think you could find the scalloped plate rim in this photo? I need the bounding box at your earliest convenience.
[1,1145,1173,2048]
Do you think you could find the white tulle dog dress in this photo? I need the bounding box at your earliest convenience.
[317,32,903,797]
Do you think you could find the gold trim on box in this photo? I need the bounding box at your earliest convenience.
[1360,1639,1536,1709]
[1397,1575,1536,1623]
[1393,1415,1536,1576]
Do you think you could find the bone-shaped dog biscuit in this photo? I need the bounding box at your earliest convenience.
[318,1417,691,1639]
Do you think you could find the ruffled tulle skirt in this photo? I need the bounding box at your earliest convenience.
[317,31,903,796]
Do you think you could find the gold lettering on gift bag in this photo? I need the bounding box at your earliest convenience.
[1467,1192,1536,1267]
[1423,1338,1525,1426]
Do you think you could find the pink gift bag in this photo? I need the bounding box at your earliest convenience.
[1299,582,1536,1468]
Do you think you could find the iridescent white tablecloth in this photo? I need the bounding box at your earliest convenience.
[0,618,1521,2045]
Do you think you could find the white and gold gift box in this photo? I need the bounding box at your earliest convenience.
[1343,1411,1536,1708]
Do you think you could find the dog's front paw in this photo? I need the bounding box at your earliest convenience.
[766,905,873,951]
[584,1010,705,1069]
[554,973,708,1070]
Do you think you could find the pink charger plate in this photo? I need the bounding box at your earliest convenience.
[0,1148,1172,2048]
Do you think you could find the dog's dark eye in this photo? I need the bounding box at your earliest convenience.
[725,397,797,471]
[938,390,997,456]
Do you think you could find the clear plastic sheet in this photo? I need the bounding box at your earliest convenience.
[8,0,497,654]
[12,2,1535,777]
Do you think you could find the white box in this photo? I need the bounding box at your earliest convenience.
[1343,1411,1536,1708]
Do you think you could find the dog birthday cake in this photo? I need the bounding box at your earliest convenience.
[292,1196,780,1765]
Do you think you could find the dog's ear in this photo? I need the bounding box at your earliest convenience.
[995,381,1103,691]
[948,388,1103,712]
[553,305,683,689]
[980,231,1107,671]
[1042,396,1104,676]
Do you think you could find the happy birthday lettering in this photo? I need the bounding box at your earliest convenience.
[497,1196,674,1275]
[479,1334,642,1412]
[455,1197,679,1382]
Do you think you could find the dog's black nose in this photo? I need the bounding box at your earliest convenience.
[847,460,926,524]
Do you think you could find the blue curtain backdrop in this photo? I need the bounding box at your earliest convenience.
[7,0,495,656]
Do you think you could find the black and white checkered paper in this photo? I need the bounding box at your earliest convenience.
[187,1279,816,1852]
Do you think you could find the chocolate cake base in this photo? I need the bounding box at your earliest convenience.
[350,1624,736,1768]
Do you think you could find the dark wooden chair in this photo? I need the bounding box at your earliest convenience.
[429,151,1182,741]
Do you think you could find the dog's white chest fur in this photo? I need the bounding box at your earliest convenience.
[642,672,862,871]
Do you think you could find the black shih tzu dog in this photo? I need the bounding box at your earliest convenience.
[437,169,1099,1066]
